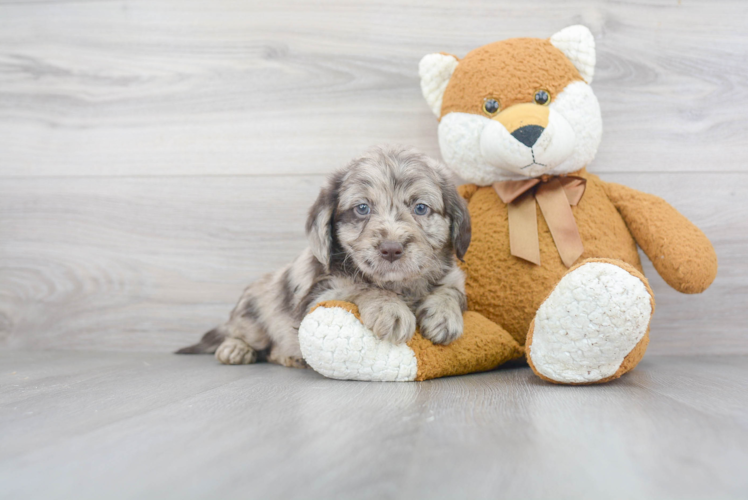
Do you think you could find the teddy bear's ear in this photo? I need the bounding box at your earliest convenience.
[419,53,459,117]
[549,25,596,84]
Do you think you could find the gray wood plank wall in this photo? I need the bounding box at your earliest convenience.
[1,0,746,354]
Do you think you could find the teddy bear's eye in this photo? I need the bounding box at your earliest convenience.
[534,89,550,106]
[483,98,500,115]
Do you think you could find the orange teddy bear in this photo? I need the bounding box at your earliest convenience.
[298,25,717,384]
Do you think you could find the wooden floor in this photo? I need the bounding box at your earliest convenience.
[2,351,747,500]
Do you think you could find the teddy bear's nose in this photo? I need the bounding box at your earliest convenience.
[511,125,545,147]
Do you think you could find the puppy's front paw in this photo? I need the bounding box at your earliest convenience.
[417,296,464,345]
[359,298,417,344]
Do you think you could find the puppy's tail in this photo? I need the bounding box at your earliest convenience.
[175,327,226,354]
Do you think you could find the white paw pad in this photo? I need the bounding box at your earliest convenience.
[298,306,418,382]
[529,262,652,383]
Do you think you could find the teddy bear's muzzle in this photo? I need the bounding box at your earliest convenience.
[479,104,576,177]
[496,103,548,148]
[494,103,549,136]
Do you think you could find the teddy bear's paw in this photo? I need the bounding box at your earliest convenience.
[298,303,418,382]
[528,261,653,384]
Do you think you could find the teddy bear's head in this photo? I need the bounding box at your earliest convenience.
[419,25,602,185]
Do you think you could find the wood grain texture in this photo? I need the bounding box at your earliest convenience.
[1,1,747,354]
[1,351,747,499]
[0,0,747,176]
[0,175,323,351]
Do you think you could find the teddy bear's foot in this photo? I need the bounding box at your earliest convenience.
[298,301,523,381]
[526,258,655,385]
[298,301,419,381]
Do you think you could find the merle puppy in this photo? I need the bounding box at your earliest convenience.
[177,145,471,367]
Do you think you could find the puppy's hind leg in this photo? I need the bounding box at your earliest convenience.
[215,314,270,365]
[176,322,258,365]
[265,320,308,369]
[267,346,308,369]
[216,337,258,365]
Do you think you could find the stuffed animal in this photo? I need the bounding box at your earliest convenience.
[297,25,717,384]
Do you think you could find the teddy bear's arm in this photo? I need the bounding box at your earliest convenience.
[457,183,479,202]
[603,182,717,294]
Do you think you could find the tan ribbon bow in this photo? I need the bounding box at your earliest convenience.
[493,175,587,267]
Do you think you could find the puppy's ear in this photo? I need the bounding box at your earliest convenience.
[443,183,471,261]
[306,176,340,269]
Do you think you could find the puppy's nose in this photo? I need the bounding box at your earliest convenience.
[379,241,404,262]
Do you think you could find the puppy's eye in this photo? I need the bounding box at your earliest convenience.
[483,98,500,115]
[534,89,550,106]
[413,203,430,216]
[354,203,370,216]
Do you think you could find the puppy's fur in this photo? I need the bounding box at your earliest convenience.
[177,145,471,367]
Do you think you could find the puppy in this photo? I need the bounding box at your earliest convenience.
[177,145,471,367]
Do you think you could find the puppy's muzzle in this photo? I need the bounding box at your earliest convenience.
[379,241,404,262]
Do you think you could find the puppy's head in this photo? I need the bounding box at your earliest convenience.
[306,145,470,284]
